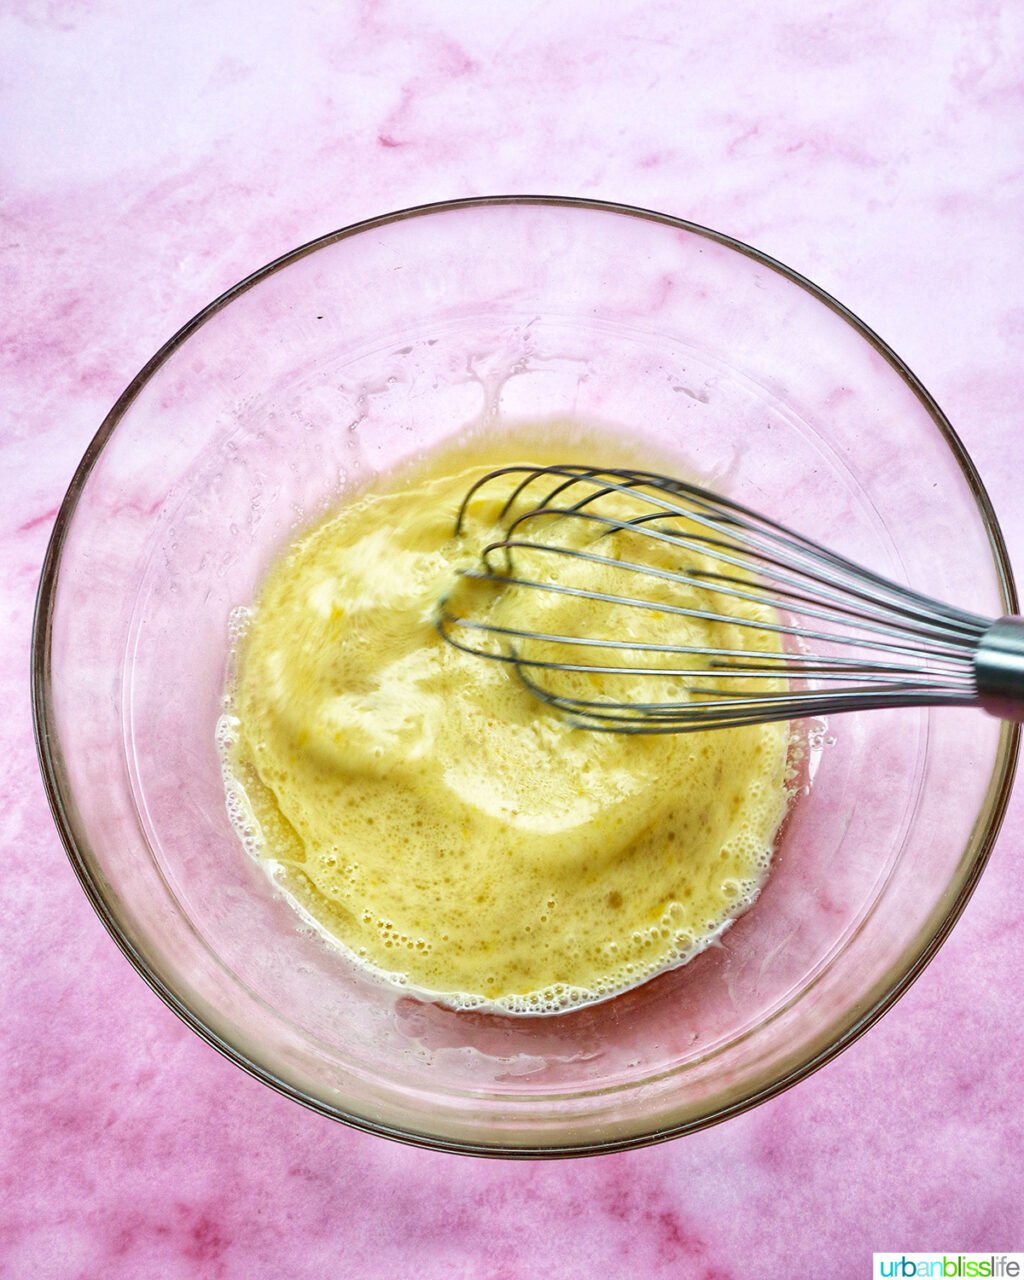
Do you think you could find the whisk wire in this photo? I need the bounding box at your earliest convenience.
[478,464,988,636]
[441,464,1007,733]
[504,486,988,639]
[479,526,980,661]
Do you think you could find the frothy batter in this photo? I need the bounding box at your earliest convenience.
[222,431,792,1014]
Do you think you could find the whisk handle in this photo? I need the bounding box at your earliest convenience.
[974,617,1024,721]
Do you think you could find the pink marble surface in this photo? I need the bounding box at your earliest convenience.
[4,0,1023,1274]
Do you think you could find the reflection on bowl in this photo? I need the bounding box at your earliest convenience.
[33,197,1017,1156]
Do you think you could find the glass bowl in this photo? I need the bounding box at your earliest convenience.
[33,197,1018,1156]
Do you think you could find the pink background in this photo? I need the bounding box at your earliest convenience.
[4,2,1023,1275]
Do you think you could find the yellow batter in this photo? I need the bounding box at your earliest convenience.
[223,431,792,1014]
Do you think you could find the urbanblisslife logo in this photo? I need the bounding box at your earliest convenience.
[874,1257,1023,1278]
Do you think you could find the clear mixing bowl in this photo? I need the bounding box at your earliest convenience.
[33,197,1018,1156]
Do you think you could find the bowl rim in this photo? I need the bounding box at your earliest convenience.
[31,194,1020,1158]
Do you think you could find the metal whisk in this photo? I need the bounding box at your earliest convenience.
[436,465,1024,734]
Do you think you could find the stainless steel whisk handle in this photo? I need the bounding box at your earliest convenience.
[974,617,1024,721]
